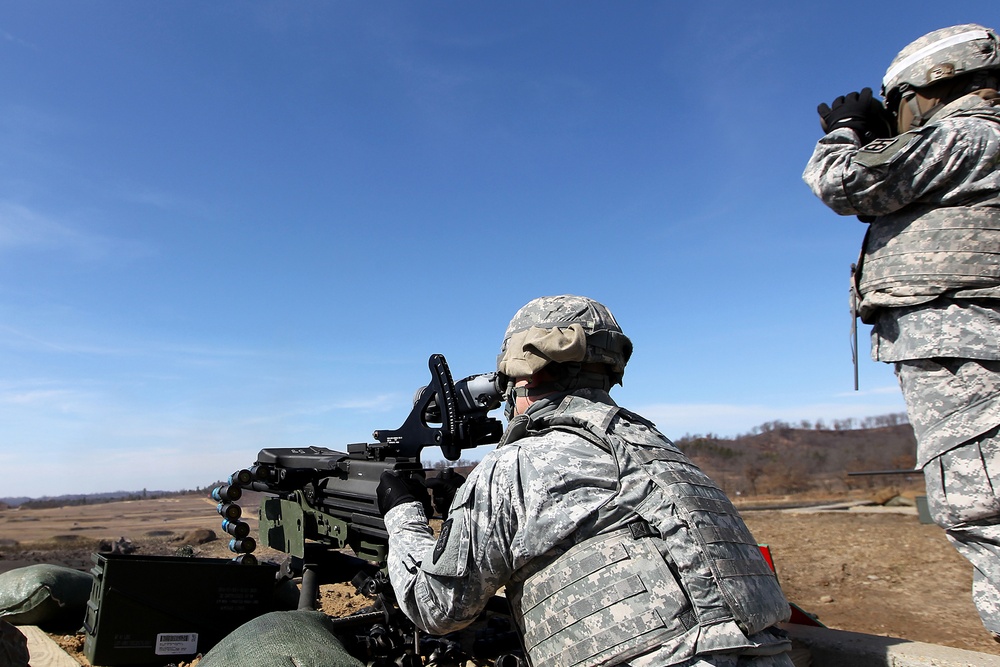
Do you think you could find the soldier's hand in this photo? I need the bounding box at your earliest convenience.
[817,87,895,144]
[426,469,466,519]
[377,470,432,516]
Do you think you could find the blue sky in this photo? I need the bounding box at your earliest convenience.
[2,2,995,497]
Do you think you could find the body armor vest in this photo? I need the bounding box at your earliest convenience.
[505,396,790,667]
[856,104,1000,321]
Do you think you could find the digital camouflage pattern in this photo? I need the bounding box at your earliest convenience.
[803,95,1000,223]
[804,94,1000,320]
[384,388,791,666]
[895,356,1000,635]
[383,389,627,638]
[804,62,1000,634]
[870,298,1000,363]
[648,658,792,667]
[882,24,1000,100]
[895,358,1000,467]
[497,295,633,384]
[500,295,626,341]
[923,428,1000,634]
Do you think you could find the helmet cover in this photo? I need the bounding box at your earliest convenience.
[882,24,1000,101]
[497,295,632,383]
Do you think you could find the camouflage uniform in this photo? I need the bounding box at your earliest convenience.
[384,387,792,667]
[803,92,1000,632]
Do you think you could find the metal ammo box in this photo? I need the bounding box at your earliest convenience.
[83,553,278,666]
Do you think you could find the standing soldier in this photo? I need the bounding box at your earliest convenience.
[803,24,1000,638]
[377,295,792,666]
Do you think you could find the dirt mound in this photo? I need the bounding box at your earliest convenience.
[176,528,217,545]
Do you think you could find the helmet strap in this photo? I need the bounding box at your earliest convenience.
[528,362,612,394]
[899,73,1000,132]
[898,84,946,131]
[501,363,612,420]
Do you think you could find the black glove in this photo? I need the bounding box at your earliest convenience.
[426,469,466,519]
[817,87,895,145]
[376,470,432,516]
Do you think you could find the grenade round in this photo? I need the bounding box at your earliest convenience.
[229,537,257,554]
[216,502,241,521]
[211,484,242,503]
[249,464,274,482]
[232,553,258,566]
[221,519,251,539]
[229,469,253,486]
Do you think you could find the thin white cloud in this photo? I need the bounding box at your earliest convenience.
[231,394,402,429]
[0,388,81,407]
[0,381,104,416]
[108,181,215,220]
[330,394,400,411]
[0,202,77,248]
[0,323,268,361]
[0,201,151,261]
[0,28,37,51]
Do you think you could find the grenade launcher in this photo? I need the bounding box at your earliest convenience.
[208,355,523,665]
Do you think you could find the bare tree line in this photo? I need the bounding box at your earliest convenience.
[672,412,916,498]
[666,413,910,450]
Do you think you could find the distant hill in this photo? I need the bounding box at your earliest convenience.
[6,415,920,507]
[676,417,917,497]
[0,488,208,509]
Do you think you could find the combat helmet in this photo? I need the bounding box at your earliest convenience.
[882,24,1000,131]
[497,295,632,398]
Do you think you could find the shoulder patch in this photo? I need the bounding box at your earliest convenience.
[432,519,453,564]
[854,132,920,168]
[861,137,896,153]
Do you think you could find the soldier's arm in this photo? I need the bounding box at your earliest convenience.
[384,432,617,635]
[802,120,997,217]
[383,446,528,635]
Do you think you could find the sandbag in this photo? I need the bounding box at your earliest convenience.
[0,564,93,628]
[197,610,364,667]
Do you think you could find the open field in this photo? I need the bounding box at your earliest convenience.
[0,495,229,549]
[2,491,999,662]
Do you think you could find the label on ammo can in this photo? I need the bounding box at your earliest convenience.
[155,632,198,655]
